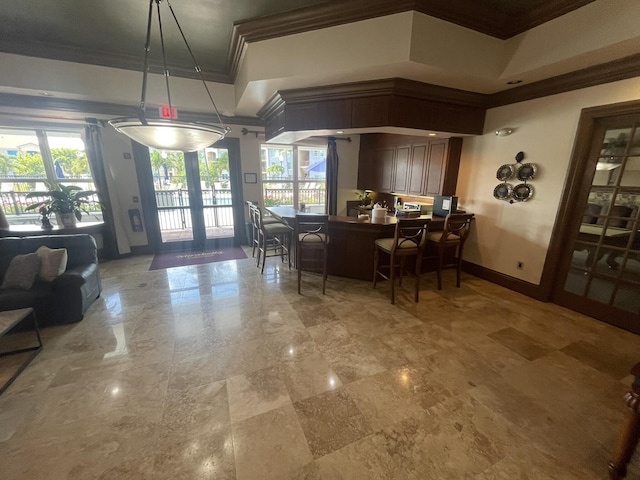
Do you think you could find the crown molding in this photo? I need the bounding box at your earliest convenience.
[228,0,592,79]
[0,93,262,126]
[488,53,640,108]
[0,39,233,84]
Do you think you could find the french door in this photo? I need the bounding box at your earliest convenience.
[552,111,640,333]
[134,137,245,251]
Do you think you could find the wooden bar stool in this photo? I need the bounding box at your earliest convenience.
[426,213,474,289]
[255,206,293,273]
[609,361,640,479]
[295,214,330,294]
[373,218,431,304]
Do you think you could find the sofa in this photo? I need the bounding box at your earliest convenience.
[0,234,102,327]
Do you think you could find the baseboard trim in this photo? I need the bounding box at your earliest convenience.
[129,245,155,256]
[463,261,548,302]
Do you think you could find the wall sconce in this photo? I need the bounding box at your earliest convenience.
[495,128,514,137]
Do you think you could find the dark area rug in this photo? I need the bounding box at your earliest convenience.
[149,247,247,270]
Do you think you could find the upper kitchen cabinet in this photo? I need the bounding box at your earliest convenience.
[358,137,395,192]
[392,146,411,193]
[425,138,462,196]
[407,143,428,196]
[358,134,462,196]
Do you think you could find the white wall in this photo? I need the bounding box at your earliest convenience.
[457,76,640,284]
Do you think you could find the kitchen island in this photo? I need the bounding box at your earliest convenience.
[267,207,445,281]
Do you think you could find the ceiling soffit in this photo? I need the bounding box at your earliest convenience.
[257,78,487,141]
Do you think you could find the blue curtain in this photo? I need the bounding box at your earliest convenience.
[326,136,339,215]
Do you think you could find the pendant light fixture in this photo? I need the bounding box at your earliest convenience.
[109,0,229,152]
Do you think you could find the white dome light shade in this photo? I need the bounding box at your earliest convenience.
[109,0,228,153]
[109,118,228,152]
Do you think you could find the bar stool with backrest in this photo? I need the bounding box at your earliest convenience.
[426,213,475,289]
[373,218,431,304]
[247,200,280,258]
[295,214,330,294]
[254,205,293,273]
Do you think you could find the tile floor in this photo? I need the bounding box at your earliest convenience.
[0,252,639,479]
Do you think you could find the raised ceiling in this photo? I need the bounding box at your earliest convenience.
[2,0,638,122]
[0,0,594,83]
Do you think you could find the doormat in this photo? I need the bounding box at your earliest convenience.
[149,247,247,270]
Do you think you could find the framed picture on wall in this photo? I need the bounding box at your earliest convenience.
[244,173,258,184]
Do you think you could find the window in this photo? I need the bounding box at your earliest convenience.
[260,144,326,212]
[0,127,101,226]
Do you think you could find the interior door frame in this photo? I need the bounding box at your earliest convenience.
[132,136,246,253]
[541,99,640,333]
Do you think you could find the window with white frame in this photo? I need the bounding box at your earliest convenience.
[260,144,326,212]
[0,127,101,226]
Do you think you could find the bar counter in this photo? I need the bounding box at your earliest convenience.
[267,207,445,281]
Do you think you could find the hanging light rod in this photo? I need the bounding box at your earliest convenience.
[109,0,229,152]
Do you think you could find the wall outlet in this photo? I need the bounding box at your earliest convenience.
[517,261,523,270]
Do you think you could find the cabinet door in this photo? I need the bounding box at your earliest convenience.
[357,148,375,190]
[407,144,428,195]
[358,146,394,192]
[424,140,447,196]
[392,146,410,193]
[376,147,395,192]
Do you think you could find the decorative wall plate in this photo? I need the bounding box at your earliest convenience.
[512,183,534,201]
[493,183,513,200]
[496,164,515,181]
[516,163,537,181]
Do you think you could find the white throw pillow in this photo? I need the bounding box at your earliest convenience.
[36,246,68,282]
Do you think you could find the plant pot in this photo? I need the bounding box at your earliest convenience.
[56,212,77,228]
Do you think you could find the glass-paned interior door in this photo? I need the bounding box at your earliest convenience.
[558,120,640,330]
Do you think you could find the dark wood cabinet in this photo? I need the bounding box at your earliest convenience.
[377,147,395,193]
[259,79,486,143]
[357,134,462,196]
[407,144,428,196]
[424,140,446,196]
[392,146,410,193]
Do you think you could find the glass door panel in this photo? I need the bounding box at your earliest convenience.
[199,147,234,241]
[149,148,194,244]
[557,121,640,329]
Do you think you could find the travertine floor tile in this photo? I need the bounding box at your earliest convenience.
[0,255,637,479]
[232,404,313,480]
[293,387,372,458]
[226,365,291,423]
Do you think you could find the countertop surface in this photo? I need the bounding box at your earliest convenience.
[266,206,442,226]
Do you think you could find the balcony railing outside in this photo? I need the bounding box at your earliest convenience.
[263,187,326,211]
[0,191,103,226]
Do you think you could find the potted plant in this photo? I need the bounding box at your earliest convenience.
[355,189,371,206]
[26,182,99,228]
